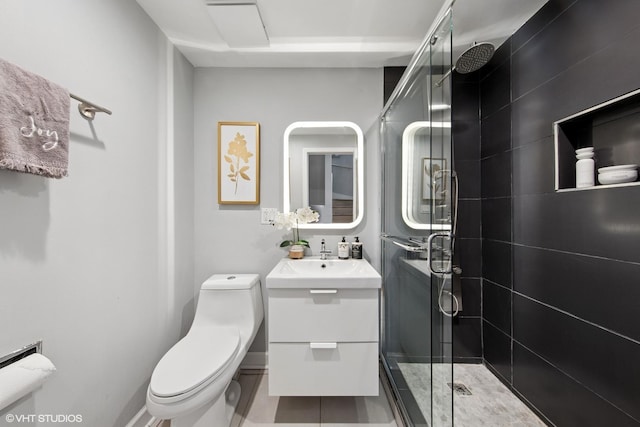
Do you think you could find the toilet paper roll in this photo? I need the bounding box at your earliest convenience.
[0,353,56,411]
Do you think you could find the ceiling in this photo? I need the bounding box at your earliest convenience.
[136,0,548,68]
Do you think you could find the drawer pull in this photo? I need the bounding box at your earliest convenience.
[309,289,338,294]
[309,342,337,349]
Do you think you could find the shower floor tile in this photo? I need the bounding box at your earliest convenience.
[398,363,547,426]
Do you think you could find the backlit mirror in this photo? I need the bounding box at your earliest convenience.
[402,121,452,230]
[284,121,364,229]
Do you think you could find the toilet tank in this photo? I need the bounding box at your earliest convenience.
[192,274,264,346]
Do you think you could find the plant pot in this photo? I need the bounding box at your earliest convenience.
[288,245,304,259]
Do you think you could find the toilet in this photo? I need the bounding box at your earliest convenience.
[146,274,263,427]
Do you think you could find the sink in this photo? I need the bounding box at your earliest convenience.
[266,256,382,289]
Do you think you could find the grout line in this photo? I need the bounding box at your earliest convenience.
[480,147,514,162]
[510,241,640,267]
[482,275,640,346]
[508,382,557,427]
[479,239,640,269]
[482,277,511,292]
[513,340,640,425]
[510,0,578,57]
[483,318,511,340]
[479,195,511,201]
[512,291,640,347]
[480,278,484,358]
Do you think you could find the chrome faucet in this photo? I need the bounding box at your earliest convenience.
[320,239,332,260]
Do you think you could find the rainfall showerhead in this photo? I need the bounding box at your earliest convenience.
[455,42,495,73]
[435,42,495,87]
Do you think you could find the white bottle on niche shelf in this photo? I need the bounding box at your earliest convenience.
[575,147,595,188]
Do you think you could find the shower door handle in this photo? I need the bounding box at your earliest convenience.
[427,232,453,276]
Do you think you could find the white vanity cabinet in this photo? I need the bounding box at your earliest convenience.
[267,287,380,396]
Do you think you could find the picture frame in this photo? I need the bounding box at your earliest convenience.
[422,158,447,201]
[218,122,260,204]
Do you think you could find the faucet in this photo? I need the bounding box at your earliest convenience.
[319,239,332,260]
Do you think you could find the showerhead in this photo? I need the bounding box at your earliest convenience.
[435,42,496,86]
[455,42,495,74]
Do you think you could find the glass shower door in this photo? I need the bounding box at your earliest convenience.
[426,22,454,426]
[380,8,454,427]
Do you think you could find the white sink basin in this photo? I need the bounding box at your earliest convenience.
[266,256,382,289]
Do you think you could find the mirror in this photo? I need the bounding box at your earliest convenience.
[284,121,364,229]
[402,121,452,230]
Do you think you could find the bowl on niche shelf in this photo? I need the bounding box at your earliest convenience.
[597,164,638,173]
[597,164,638,185]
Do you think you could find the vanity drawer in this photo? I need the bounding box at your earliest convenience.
[268,288,378,342]
[268,342,379,396]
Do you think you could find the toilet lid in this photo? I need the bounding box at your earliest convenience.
[149,326,240,398]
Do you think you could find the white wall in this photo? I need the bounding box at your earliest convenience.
[0,1,194,426]
[171,48,197,335]
[193,67,382,353]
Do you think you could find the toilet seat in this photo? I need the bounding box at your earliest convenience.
[149,326,240,404]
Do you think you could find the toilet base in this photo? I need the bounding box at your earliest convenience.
[170,380,241,427]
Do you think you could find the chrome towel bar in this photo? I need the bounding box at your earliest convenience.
[70,93,112,121]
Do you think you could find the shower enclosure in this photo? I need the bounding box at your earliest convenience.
[380,7,456,426]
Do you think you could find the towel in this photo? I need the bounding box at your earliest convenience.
[0,58,70,178]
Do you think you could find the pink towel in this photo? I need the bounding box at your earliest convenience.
[0,58,70,178]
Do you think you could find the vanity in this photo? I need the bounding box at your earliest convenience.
[266,257,382,396]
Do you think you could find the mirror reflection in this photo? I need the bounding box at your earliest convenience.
[284,121,364,229]
[402,121,452,230]
[306,152,355,223]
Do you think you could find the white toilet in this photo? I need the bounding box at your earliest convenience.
[146,274,263,427]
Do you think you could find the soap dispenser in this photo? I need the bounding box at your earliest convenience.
[338,237,350,260]
[351,237,363,259]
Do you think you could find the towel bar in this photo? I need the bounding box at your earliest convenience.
[70,93,112,121]
[380,234,427,252]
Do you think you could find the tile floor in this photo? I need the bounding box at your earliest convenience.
[398,363,546,426]
[230,371,399,427]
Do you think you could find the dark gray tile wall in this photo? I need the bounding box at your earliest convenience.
[479,0,640,424]
[452,72,482,362]
[479,38,514,387]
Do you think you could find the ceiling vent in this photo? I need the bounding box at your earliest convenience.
[206,1,269,48]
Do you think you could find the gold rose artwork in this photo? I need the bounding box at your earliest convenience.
[218,122,260,204]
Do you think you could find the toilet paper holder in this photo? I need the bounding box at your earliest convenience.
[0,339,56,412]
[0,340,42,370]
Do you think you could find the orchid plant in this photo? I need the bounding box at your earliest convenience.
[273,207,320,248]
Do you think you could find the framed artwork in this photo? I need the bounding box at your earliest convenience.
[218,122,260,204]
[422,158,447,201]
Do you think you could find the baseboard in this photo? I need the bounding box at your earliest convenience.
[240,351,268,370]
[125,407,165,427]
